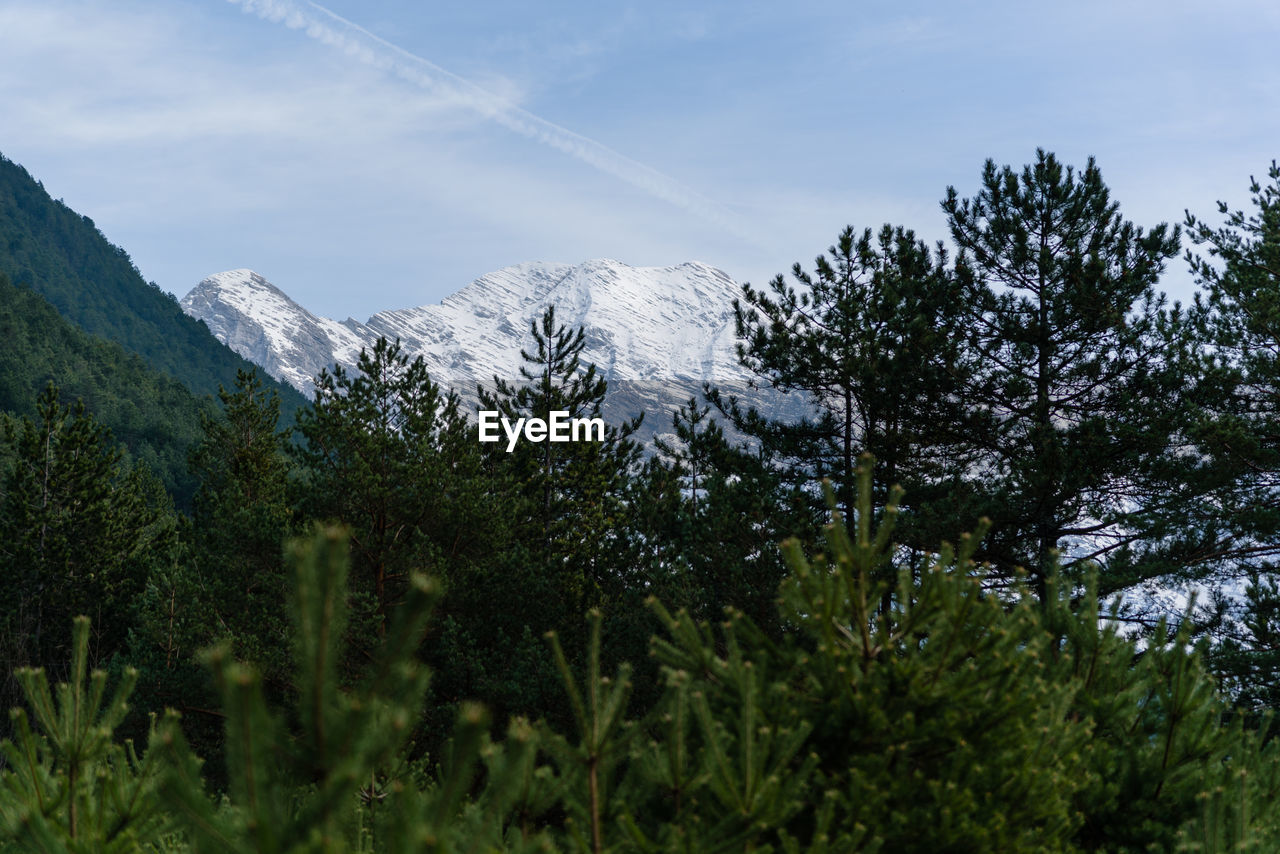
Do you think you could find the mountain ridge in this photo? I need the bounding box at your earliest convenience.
[181,260,806,439]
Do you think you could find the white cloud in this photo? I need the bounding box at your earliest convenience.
[226,0,757,240]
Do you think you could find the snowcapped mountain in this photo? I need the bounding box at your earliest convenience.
[180,269,371,395]
[180,260,805,438]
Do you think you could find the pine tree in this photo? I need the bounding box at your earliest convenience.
[642,398,788,632]
[942,149,1191,598]
[1041,573,1240,851]
[295,337,486,639]
[478,306,642,623]
[0,383,174,702]
[0,617,175,851]
[632,461,1260,851]
[155,526,562,853]
[187,368,294,684]
[454,307,645,742]
[1185,161,1280,711]
[632,466,1086,850]
[543,611,636,853]
[0,463,1275,851]
[708,224,974,539]
[155,526,441,852]
[119,369,299,772]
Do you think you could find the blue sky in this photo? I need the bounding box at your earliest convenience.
[1,0,1277,319]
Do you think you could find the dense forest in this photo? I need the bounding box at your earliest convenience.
[0,273,211,504]
[3,149,1280,850]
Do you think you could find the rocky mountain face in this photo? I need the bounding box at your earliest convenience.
[180,260,807,441]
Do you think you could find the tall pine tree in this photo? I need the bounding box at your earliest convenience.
[642,398,789,631]
[457,307,643,733]
[943,149,1193,599]
[187,368,295,684]
[478,306,642,618]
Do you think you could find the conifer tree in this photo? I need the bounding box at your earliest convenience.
[631,467,1086,850]
[156,526,441,851]
[642,399,788,631]
[0,383,174,702]
[942,149,1191,597]
[708,223,974,541]
[187,368,294,684]
[155,526,561,853]
[294,337,506,753]
[122,369,298,769]
[295,337,486,639]
[634,462,1258,851]
[2,464,1276,851]
[1172,720,1280,852]
[1185,161,1280,710]
[461,307,643,738]
[543,611,636,853]
[1041,572,1240,851]
[0,617,174,851]
[478,306,642,625]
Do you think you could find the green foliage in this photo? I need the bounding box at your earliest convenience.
[626,461,1275,852]
[479,306,644,614]
[4,466,1277,852]
[1044,576,1239,851]
[711,224,974,535]
[149,526,571,853]
[1207,573,1280,710]
[295,337,490,642]
[154,526,440,852]
[1185,162,1280,424]
[188,369,295,684]
[374,706,559,853]
[7,148,1280,850]
[0,383,177,714]
[1186,162,1280,710]
[0,616,174,852]
[642,470,1083,851]
[1172,719,1280,852]
[642,398,788,633]
[292,335,508,757]
[124,370,299,778]
[544,613,635,852]
[465,307,645,734]
[0,273,208,505]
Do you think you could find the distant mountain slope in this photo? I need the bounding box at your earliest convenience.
[182,261,809,441]
[0,274,210,507]
[0,154,306,420]
[180,269,369,396]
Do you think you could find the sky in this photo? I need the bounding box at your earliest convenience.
[1,0,1277,320]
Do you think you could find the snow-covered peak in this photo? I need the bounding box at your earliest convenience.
[363,259,745,392]
[181,260,797,437]
[181,269,369,395]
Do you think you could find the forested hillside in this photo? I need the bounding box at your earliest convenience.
[0,153,306,421]
[0,274,208,504]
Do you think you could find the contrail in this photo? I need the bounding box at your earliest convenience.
[228,0,751,238]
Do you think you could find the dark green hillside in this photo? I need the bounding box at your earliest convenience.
[0,153,305,421]
[0,273,209,506]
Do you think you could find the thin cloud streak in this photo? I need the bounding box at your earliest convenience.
[229,0,757,241]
